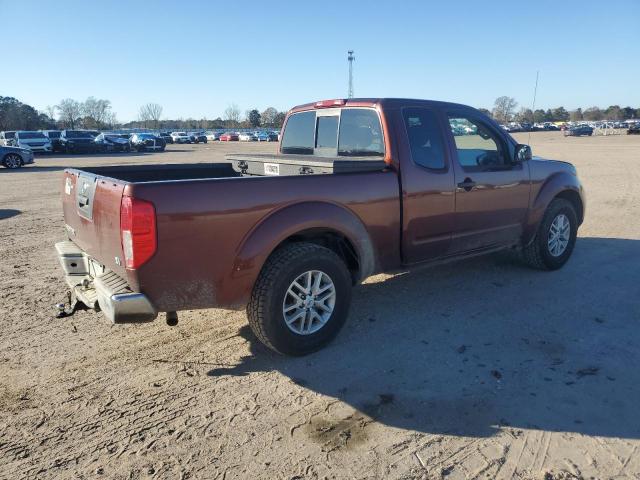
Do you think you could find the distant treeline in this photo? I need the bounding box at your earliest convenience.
[483,96,640,124]
[0,97,286,131]
[1,95,639,131]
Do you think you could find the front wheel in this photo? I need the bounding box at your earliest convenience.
[2,153,22,169]
[522,198,578,270]
[247,243,352,356]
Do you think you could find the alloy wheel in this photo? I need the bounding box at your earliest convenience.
[282,270,336,335]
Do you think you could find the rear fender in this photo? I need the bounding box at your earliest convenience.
[523,171,584,245]
[222,202,375,307]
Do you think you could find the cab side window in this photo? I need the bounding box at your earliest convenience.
[403,108,446,170]
[448,116,508,171]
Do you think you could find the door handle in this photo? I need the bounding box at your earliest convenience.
[457,178,477,191]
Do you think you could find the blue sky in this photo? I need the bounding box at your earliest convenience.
[4,0,639,121]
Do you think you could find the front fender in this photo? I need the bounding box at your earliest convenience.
[523,171,584,245]
[220,202,376,308]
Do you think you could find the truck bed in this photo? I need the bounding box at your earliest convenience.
[61,160,401,312]
[77,162,240,183]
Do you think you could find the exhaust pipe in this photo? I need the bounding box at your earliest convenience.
[166,311,178,327]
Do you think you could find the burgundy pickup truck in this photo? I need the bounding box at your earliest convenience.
[56,98,584,355]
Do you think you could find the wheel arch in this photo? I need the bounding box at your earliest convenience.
[523,171,585,245]
[225,202,376,307]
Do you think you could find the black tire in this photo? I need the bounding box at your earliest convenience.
[247,243,352,356]
[2,153,22,169]
[522,198,578,270]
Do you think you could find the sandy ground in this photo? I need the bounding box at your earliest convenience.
[0,132,639,480]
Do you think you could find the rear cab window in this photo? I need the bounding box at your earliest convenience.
[402,108,447,170]
[281,107,384,158]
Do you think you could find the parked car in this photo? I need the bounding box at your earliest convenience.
[170,131,191,144]
[1,145,35,168]
[158,132,173,144]
[43,130,63,152]
[59,130,99,153]
[15,131,53,153]
[253,131,279,142]
[206,132,222,141]
[0,131,16,146]
[94,133,131,152]
[627,124,640,135]
[54,97,584,356]
[564,125,594,137]
[220,132,239,141]
[189,132,208,144]
[130,133,166,152]
[238,132,256,141]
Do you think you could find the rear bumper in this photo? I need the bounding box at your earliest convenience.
[55,241,157,323]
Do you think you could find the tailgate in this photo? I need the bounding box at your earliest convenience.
[62,170,127,277]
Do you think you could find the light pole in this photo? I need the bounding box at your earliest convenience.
[347,50,355,98]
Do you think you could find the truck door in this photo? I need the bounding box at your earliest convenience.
[444,111,530,253]
[399,107,456,264]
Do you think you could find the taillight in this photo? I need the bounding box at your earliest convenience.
[314,99,346,108]
[120,196,156,269]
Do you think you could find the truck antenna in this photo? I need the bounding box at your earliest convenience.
[529,70,539,145]
[347,50,355,98]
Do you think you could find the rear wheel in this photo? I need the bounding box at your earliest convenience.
[2,153,22,169]
[247,243,352,356]
[522,198,578,270]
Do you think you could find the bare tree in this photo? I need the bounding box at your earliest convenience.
[45,105,57,121]
[104,111,118,129]
[138,103,163,128]
[56,98,83,129]
[492,96,518,124]
[261,107,278,126]
[82,97,112,128]
[223,103,241,126]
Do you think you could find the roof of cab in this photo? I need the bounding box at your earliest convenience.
[288,98,475,114]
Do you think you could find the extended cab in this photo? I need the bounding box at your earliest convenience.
[55,98,584,355]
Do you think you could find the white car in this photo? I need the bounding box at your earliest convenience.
[170,132,191,144]
[0,131,16,146]
[15,131,52,153]
[238,132,255,141]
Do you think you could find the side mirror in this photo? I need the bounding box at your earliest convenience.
[515,144,532,162]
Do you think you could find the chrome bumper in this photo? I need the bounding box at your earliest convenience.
[55,241,157,323]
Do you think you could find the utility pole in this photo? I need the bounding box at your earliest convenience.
[347,50,355,98]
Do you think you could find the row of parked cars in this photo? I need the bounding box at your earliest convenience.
[156,130,279,144]
[499,120,639,136]
[0,129,168,154]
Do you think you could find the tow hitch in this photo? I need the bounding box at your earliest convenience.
[55,290,88,319]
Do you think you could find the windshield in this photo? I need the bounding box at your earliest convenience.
[138,134,154,139]
[66,131,94,138]
[18,131,46,139]
[46,131,61,138]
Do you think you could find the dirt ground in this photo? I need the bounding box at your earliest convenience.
[1,132,639,480]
